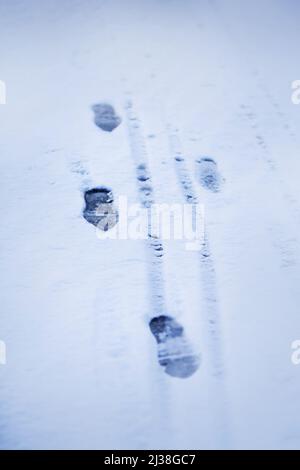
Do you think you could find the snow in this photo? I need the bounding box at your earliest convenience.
[0,0,300,450]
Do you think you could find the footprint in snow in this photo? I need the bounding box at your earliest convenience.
[149,315,200,378]
[92,103,122,132]
[83,187,118,231]
[196,157,222,192]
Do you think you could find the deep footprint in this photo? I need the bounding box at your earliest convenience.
[83,187,118,230]
[92,103,122,132]
[196,157,222,192]
[149,315,200,378]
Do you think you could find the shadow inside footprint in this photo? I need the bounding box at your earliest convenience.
[92,103,122,132]
[83,187,118,230]
[149,315,200,378]
[196,157,222,192]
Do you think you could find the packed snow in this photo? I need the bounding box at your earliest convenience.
[0,0,300,450]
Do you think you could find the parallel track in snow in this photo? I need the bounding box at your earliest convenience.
[167,127,231,444]
[125,101,200,379]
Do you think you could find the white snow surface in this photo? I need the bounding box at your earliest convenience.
[0,0,300,449]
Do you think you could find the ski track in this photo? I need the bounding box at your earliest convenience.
[242,95,300,226]
[239,104,300,271]
[125,101,166,316]
[168,130,223,372]
[209,0,300,278]
[124,100,200,379]
[167,128,231,444]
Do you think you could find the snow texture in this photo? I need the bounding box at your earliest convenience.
[0,0,300,450]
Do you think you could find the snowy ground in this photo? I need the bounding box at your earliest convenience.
[0,0,300,450]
